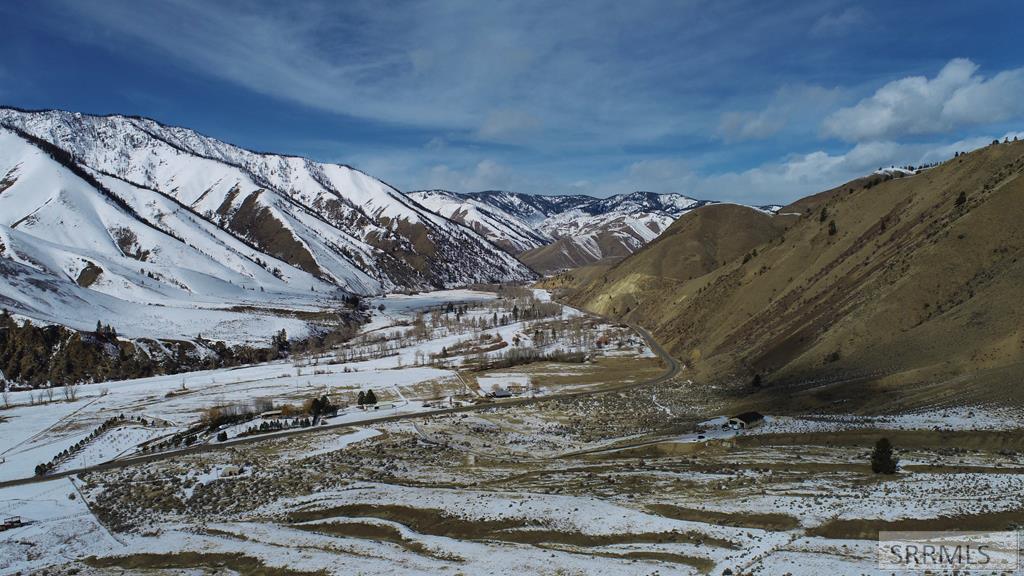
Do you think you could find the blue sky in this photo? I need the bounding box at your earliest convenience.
[1,0,1023,203]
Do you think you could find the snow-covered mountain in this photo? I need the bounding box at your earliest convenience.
[0,108,533,293]
[409,189,720,272]
[406,190,551,254]
[0,108,534,341]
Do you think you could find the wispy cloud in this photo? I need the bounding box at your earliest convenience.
[717,84,842,142]
[10,1,1024,203]
[811,7,867,37]
[44,0,829,150]
[691,135,1010,204]
[351,132,1006,205]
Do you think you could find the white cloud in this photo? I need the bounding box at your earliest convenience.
[823,58,1024,141]
[698,143,897,203]
[697,134,1015,204]
[943,68,1024,126]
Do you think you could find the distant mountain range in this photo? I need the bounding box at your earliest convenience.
[0,105,785,340]
[410,189,778,273]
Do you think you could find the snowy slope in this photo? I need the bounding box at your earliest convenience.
[0,107,535,295]
[462,190,593,224]
[538,191,710,247]
[407,190,551,253]
[0,128,344,342]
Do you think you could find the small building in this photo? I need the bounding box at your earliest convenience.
[1,516,22,530]
[728,411,764,430]
[259,410,283,419]
[489,387,512,399]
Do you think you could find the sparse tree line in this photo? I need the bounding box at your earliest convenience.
[34,414,157,476]
[223,393,346,439]
[0,309,361,390]
[332,291,563,366]
[235,416,315,438]
[989,136,1019,146]
[427,316,617,369]
[473,347,587,371]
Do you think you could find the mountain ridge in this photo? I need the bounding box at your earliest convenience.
[0,106,535,296]
[408,188,757,273]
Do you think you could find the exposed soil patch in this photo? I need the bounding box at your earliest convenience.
[586,549,715,572]
[648,503,800,531]
[294,520,462,561]
[85,552,328,575]
[76,261,103,287]
[287,503,736,550]
[808,508,1024,540]
[228,190,322,276]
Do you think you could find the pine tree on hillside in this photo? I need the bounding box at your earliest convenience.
[365,389,378,405]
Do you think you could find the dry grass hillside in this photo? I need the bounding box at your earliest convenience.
[550,204,792,315]
[519,230,634,274]
[558,140,1024,412]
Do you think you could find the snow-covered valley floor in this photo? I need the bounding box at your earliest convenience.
[2,288,1024,575]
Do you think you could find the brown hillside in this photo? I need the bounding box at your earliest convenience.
[519,228,635,274]
[562,140,1024,411]
[560,203,792,317]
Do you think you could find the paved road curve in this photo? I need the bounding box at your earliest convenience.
[0,322,679,489]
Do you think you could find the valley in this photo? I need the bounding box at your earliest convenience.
[2,96,1024,576]
[3,285,1024,575]
[3,5,1024,574]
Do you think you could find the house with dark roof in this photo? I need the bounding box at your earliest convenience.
[728,411,765,430]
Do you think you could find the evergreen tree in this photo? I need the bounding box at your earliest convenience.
[828,220,838,236]
[871,438,898,474]
[365,389,378,404]
[357,390,366,406]
[955,191,967,207]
